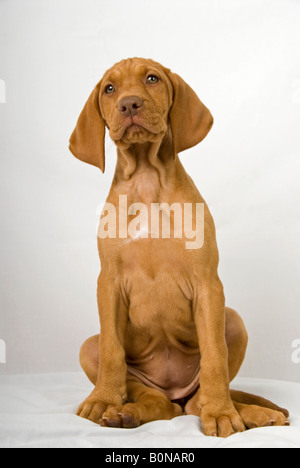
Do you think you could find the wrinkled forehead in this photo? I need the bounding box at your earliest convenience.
[101,57,173,97]
[102,58,167,80]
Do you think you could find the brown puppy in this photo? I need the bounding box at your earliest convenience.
[69,58,289,437]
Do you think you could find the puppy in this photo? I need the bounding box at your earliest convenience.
[69,58,289,437]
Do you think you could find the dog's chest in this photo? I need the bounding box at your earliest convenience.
[126,267,194,330]
[129,166,161,205]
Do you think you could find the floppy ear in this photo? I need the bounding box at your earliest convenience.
[69,81,106,173]
[167,72,214,155]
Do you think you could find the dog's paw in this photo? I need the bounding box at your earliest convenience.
[76,390,124,424]
[77,399,106,423]
[100,403,141,428]
[200,403,246,438]
[99,400,182,428]
[237,404,290,429]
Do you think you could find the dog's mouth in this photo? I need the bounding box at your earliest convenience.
[123,116,154,136]
[109,114,167,145]
[125,121,145,133]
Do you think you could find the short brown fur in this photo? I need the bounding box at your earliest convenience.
[69,58,289,437]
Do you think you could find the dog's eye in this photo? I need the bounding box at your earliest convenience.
[105,84,115,94]
[146,75,159,84]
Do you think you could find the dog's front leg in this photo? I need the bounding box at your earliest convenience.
[77,273,128,423]
[194,278,245,437]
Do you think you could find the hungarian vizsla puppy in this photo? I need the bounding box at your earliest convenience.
[69,58,289,437]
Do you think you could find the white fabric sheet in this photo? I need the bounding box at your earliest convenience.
[0,373,299,448]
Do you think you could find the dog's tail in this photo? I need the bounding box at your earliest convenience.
[230,389,289,418]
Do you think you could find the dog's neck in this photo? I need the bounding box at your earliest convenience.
[112,134,179,204]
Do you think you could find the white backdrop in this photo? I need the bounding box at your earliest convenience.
[0,0,299,382]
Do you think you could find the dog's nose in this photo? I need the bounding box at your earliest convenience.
[118,96,143,117]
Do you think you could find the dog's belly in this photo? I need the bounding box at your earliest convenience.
[126,344,200,401]
[124,270,200,401]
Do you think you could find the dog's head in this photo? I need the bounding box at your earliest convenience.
[69,58,213,173]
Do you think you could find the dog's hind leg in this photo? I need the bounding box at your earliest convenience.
[79,334,100,385]
[100,378,182,428]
